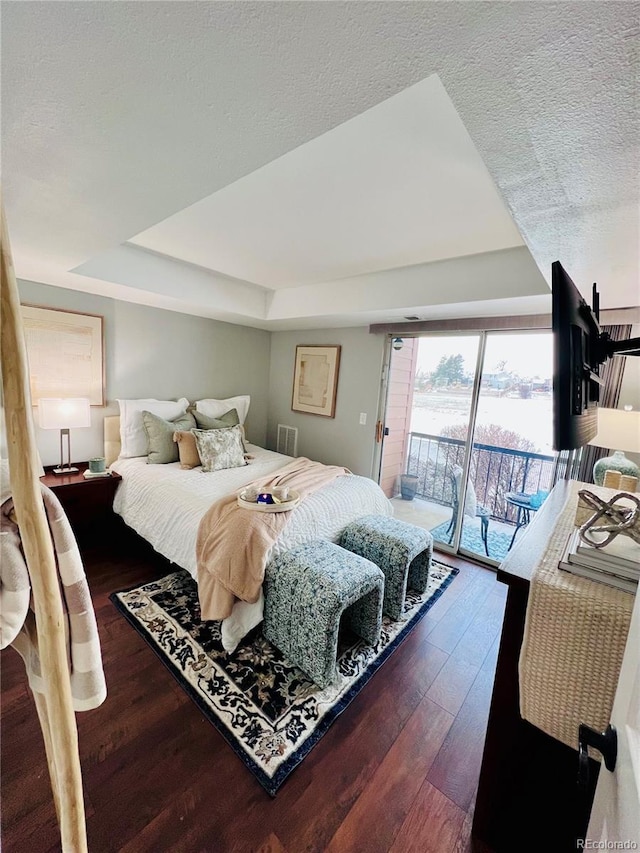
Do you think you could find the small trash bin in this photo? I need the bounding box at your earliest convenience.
[400,474,419,501]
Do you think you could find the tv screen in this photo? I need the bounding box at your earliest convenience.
[552,261,603,451]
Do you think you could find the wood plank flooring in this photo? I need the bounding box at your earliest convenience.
[1,527,504,853]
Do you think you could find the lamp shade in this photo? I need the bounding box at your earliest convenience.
[38,398,91,430]
[589,408,640,454]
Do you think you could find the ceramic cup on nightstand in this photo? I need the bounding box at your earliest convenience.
[89,457,106,473]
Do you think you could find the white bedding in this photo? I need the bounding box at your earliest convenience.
[111,445,393,649]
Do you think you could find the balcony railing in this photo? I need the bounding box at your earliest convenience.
[405,432,556,524]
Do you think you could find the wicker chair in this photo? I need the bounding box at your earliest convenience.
[445,465,490,557]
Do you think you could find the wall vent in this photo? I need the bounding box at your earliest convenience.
[277,424,299,457]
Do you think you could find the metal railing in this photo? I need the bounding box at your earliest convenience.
[405,432,556,524]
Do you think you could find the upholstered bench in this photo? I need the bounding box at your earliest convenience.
[263,540,384,689]
[337,515,433,620]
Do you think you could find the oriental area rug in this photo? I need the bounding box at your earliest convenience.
[111,560,458,796]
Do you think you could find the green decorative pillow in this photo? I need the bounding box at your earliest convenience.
[193,408,239,430]
[142,410,196,464]
[193,425,247,473]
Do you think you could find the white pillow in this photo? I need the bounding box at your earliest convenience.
[195,395,250,425]
[117,398,189,458]
[221,589,264,653]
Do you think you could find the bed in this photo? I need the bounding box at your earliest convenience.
[105,413,393,651]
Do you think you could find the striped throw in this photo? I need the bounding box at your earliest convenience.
[0,481,106,711]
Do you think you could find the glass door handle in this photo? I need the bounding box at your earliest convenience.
[374,422,390,442]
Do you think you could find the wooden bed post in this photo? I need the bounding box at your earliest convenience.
[1,203,88,851]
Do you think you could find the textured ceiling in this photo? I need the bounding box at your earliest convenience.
[126,75,525,289]
[2,1,638,329]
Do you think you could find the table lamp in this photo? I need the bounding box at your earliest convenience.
[38,398,91,474]
[589,406,640,486]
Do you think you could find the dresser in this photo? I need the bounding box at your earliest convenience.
[472,480,635,852]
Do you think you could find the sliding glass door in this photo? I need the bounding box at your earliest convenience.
[459,331,555,562]
[401,334,482,554]
[380,330,555,565]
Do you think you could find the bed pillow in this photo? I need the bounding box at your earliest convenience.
[173,430,201,469]
[194,408,249,449]
[142,410,196,464]
[195,395,250,425]
[118,398,190,458]
[193,408,240,430]
[172,410,242,469]
[193,425,247,473]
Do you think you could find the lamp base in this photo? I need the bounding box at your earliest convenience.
[52,466,79,476]
[593,450,640,486]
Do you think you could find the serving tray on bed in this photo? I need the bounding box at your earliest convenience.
[237,489,301,512]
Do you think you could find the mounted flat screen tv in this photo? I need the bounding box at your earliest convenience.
[552,261,640,451]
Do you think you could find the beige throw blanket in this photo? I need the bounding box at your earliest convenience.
[0,484,107,711]
[196,457,350,620]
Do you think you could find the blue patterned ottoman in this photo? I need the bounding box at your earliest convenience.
[263,540,384,689]
[337,515,433,621]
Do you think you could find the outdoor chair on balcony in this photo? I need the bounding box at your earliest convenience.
[445,465,490,557]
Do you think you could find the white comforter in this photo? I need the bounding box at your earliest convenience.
[112,445,392,578]
[111,446,393,649]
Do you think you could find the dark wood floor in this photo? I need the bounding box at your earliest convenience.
[1,528,505,853]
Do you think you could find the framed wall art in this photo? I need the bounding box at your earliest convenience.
[291,345,341,418]
[21,304,105,406]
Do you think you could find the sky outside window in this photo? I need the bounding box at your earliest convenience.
[412,333,554,454]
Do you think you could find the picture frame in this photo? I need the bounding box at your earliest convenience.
[20,304,105,406]
[291,345,341,418]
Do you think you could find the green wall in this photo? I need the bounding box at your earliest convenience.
[17,280,271,467]
[266,327,385,476]
[14,280,389,475]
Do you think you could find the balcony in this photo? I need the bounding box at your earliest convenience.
[391,432,556,562]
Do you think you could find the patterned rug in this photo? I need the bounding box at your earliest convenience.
[111,560,458,796]
[430,520,512,562]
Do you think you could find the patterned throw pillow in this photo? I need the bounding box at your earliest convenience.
[193,425,247,473]
[174,409,244,469]
[193,408,249,449]
[142,410,196,464]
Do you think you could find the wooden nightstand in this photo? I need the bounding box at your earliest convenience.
[40,464,122,545]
